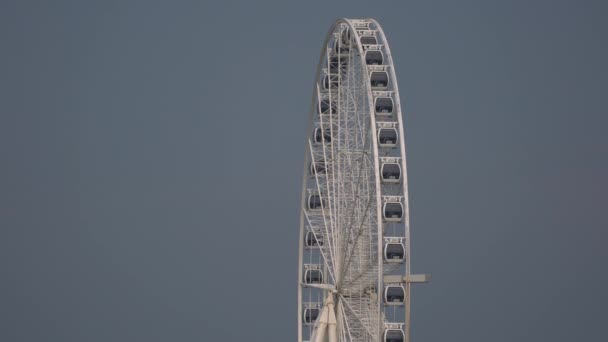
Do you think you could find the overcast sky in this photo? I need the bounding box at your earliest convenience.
[1,1,607,341]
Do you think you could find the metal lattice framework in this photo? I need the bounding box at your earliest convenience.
[297,19,429,342]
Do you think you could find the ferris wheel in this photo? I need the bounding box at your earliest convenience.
[297,19,429,342]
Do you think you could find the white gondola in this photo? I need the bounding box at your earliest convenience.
[360,36,378,50]
[360,35,377,46]
[322,74,339,90]
[375,97,393,115]
[303,307,320,324]
[378,127,398,147]
[333,26,351,54]
[305,231,323,247]
[318,98,336,115]
[334,40,349,54]
[307,194,325,210]
[312,127,331,144]
[309,160,327,175]
[370,71,389,90]
[333,27,352,54]
[365,50,383,65]
[313,127,332,144]
[329,56,348,74]
[381,162,401,183]
[384,238,406,262]
[303,264,323,284]
[384,324,405,342]
[384,284,405,305]
[383,201,404,221]
[340,27,352,46]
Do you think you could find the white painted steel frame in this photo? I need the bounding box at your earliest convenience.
[298,18,415,342]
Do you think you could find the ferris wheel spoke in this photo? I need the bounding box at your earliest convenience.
[315,77,343,275]
[338,294,376,339]
[332,42,376,289]
[342,153,373,241]
[330,55,344,281]
[338,301,354,342]
[339,195,374,284]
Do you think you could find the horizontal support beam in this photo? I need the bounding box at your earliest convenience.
[301,283,337,292]
[384,274,431,284]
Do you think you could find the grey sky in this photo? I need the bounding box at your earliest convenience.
[1,1,607,341]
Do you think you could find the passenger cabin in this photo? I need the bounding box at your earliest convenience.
[304,268,323,284]
[305,231,323,247]
[333,28,351,54]
[381,163,401,183]
[303,308,320,324]
[307,194,325,210]
[334,41,349,54]
[383,201,404,221]
[310,160,326,175]
[378,128,398,147]
[370,71,389,90]
[340,28,352,46]
[318,99,336,115]
[329,56,347,73]
[313,127,332,144]
[384,241,405,262]
[384,327,405,342]
[385,285,405,305]
[322,74,339,90]
[360,35,377,46]
[375,97,393,115]
[366,50,383,65]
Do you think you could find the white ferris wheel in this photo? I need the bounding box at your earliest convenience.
[297,18,429,342]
